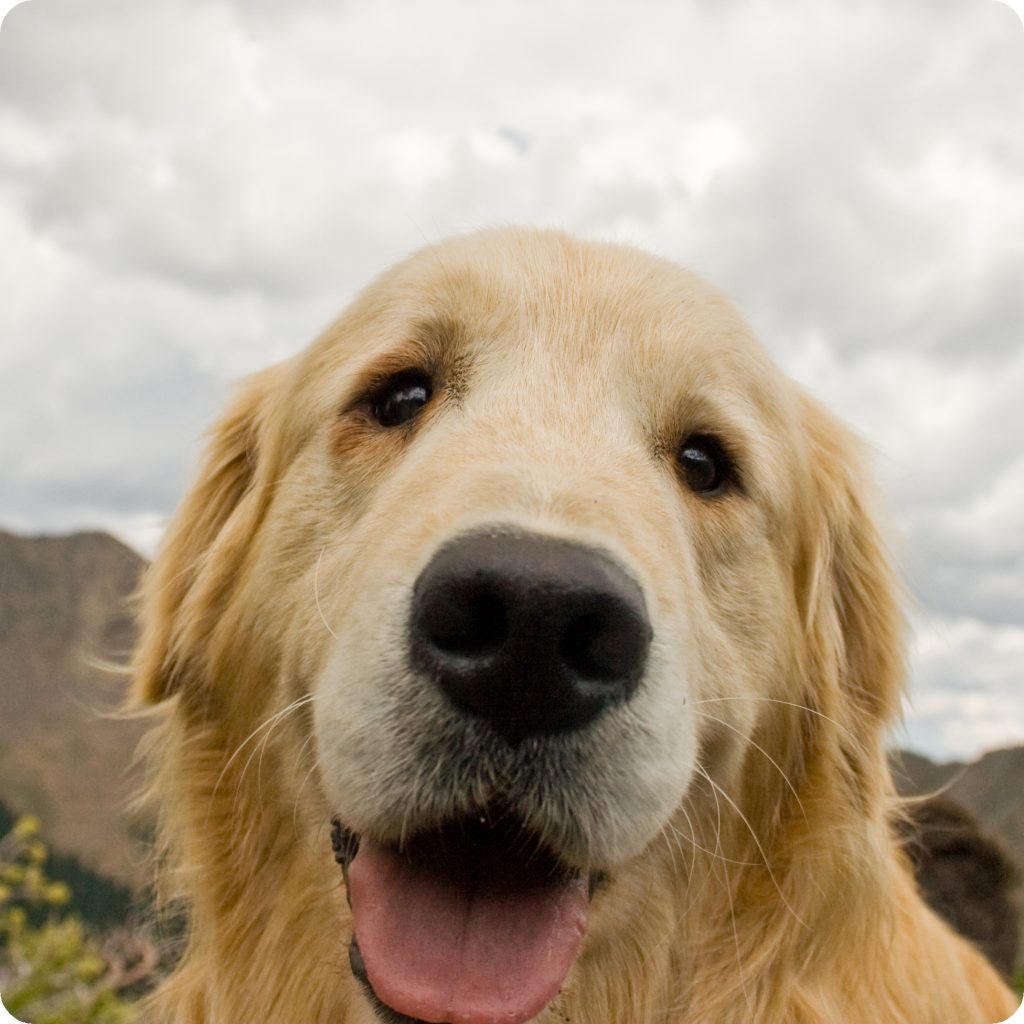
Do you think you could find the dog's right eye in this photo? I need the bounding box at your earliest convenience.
[676,433,735,496]
[369,372,433,427]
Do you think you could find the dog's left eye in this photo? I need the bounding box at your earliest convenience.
[677,434,733,495]
[369,372,433,427]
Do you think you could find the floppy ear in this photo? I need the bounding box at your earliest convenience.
[131,364,283,705]
[796,393,906,786]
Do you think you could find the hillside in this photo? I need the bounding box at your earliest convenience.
[0,529,149,888]
[892,747,1024,874]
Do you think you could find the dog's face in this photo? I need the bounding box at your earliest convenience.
[136,229,902,1024]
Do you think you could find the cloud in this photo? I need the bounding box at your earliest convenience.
[0,0,1020,759]
[897,613,1024,759]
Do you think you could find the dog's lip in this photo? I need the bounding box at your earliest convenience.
[331,817,360,872]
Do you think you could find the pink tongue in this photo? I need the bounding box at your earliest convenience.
[348,836,589,1024]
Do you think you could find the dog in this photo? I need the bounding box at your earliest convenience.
[131,228,1018,1023]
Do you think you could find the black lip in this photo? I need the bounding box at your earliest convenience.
[331,817,360,868]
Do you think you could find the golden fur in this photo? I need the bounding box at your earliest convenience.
[132,229,1018,1023]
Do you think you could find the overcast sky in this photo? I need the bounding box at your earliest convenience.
[0,0,1021,761]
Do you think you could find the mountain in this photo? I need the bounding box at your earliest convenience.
[892,747,1024,874]
[0,529,149,888]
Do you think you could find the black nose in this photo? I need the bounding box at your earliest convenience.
[408,531,652,743]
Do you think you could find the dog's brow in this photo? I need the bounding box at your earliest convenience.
[412,314,468,357]
[345,315,468,403]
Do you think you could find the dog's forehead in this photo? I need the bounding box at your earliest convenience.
[324,229,786,409]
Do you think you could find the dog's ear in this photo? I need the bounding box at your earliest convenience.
[796,393,905,782]
[131,364,284,705]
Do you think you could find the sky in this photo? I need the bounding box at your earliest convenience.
[0,0,1021,761]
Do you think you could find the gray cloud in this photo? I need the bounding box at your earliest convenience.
[0,0,1020,759]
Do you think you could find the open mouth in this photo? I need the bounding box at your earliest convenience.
[333,808,591,1024]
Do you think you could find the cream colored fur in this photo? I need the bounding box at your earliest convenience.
[131,229,1018,1024]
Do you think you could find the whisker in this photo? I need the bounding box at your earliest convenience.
[673,802,721,899]
[245,693,317,811]
[662,817,760,869]
[694,764,808,931]
[292,731,323,835]
[315,547,339,639]
[211,693,317,808]
[690,695,864,744]
[658,821,689,893]
[697,760,754,1017]
[691,710,808,825]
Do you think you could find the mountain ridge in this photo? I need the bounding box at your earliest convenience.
[0,528,149,887]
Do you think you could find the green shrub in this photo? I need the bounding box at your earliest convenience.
[0,815,138,1024]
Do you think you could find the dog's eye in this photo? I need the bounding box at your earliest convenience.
[369,372,433,427]
[677,434,733,495]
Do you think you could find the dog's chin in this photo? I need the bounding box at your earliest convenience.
[332,809,599,1024]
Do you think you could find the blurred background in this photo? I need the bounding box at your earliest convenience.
[0,0,1021,1018]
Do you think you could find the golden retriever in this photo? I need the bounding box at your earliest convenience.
[131,228,1018,1024]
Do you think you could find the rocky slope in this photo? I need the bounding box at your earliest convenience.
[0,529,149,887]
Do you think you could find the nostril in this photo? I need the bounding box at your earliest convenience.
[560,613,610,679]
[421,586,509,658]
[561,605,649,683]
